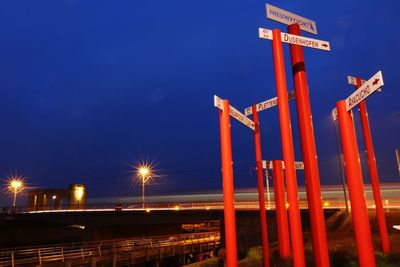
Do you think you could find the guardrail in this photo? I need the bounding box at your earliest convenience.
[0,231,220,267]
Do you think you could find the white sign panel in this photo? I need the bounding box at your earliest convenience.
[259,28,330,51]
[332,108,338,121]
[394,225,400,231]
[214,95,255,131]
[348,75,382,92]
[347,76,366,86]
[266,4,318,35]
[262,160,304,170]
[245,91,295,116]
[345,71,384,111]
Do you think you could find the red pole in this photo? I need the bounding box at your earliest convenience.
[252,105,270,267]
[287,23,330,267]
[355,78,390,253]
[336,100,375,267]
[272,160,291,258]
[219,99,238,267]
[271,29,305,267]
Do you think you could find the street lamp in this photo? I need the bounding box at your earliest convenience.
[7,177,25,207]
[136,164,152,209]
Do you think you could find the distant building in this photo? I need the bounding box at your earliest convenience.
[27,184,86,210]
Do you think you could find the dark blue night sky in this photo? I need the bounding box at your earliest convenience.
[0,1,399,203]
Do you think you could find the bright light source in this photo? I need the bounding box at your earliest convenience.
[174,205,180,211]
[139,167,150,177]
[134,162,155,209]
[324,202,329,207]
[7,176,25,207]
[206,206,210,210]
[135,163,152,183]
[52,195,57,200]
[146,208,151,213]
[75,186,84,201]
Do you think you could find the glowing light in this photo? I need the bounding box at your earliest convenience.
[146,208,151,213]
[52,195,57,200]
[174,205,180,210]
[324,202,329,207]
[74,186,84,201]
[134,161,156,209]
[285,203,289,208]
[135,163,153,183]
[206,206,210,210]
[7,176,26,207]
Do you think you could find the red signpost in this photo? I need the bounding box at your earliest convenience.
[219,99,238,267]
[252,105,270,267]
[272,160,291,258]
[287,23,330,267]
[336,100,376,267]
[271,28,305,267]
[354,77,390,253]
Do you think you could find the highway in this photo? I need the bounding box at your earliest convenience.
[19,183,400,213]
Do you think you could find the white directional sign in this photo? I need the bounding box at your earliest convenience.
[259,28,330,51]
[244,90,296,116]
[214,95,255,131]
[345,71,384,111]
[347,76,366,86]
[394,225,400,231]
[266,4,318,35]
[262,160,304,170]
[348,75,382,92]
[331,108,338,121]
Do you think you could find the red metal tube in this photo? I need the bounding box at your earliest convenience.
[219,99,238,267]
[336,100,375,267]
[355,78,390,253]
[272,160,291,258]
[287,23,330,267]
[271,28,305,267]
[252,105,270,267]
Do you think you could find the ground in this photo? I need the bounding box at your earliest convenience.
[186,210,400,267]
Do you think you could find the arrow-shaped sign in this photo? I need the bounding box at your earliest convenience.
[214,95,255,131]
[259,28,330,51]
[245,90,295,116]
[262,160,304,170]
[345,71,384,111]
[347,75,381,92]
[266,4,318,35]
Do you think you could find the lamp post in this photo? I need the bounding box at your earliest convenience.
[8,177,25,208]
[137,166,151,209]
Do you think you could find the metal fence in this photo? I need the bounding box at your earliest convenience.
[0,231,220,266]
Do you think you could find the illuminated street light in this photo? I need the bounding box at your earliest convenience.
[7,176,25,207]
[136,164,152,209]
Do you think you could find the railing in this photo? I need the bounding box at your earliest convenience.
[0,231,220,267]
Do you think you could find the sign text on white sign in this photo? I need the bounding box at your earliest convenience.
[214,95,255,131]
[245,91,295,116]
[345,71,383,111]
[262,160,304,170]
[259,28,330,51]
[266,4,317,35]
